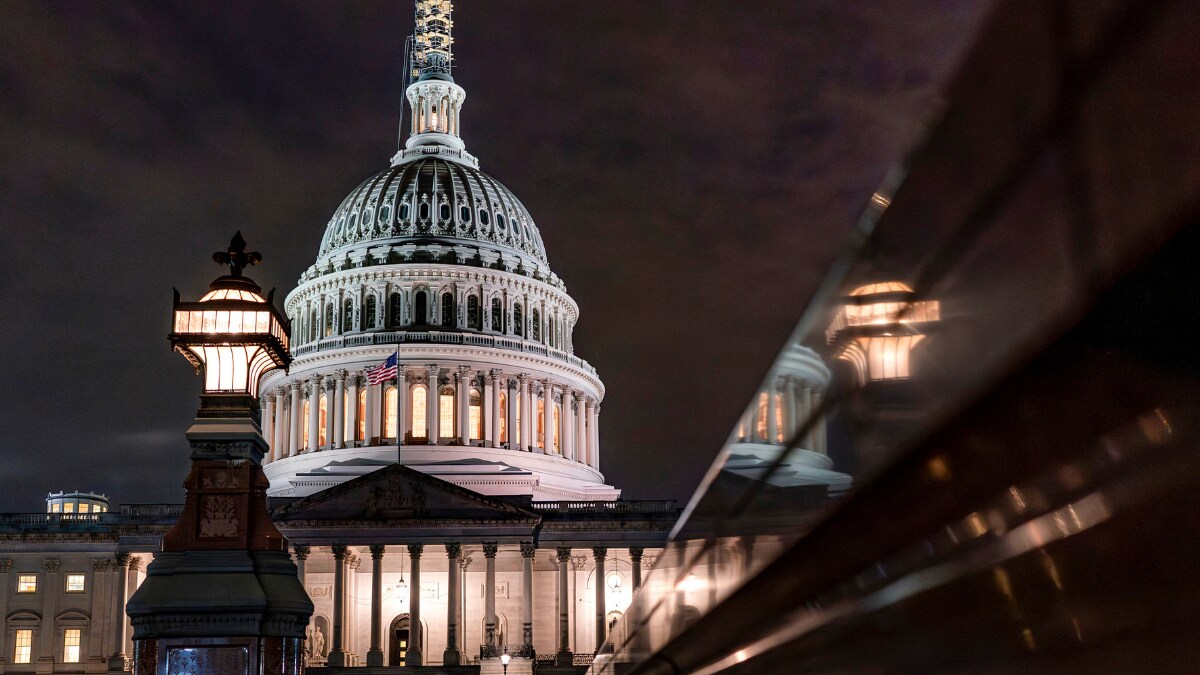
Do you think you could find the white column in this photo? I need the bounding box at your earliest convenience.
[272,389,286,460]
[540,380,553,454]
[590,404,601,470]
[801,386,814,450]
[333,372,346,449]
[505,376,517,450]
[107,554,130,669]
[575,394,587,466]
[444,543,462,665]
[593,547,607,651]
[556,547,572,660]
[346,376,360,446]
[457,366,470,445]
[564,390,575,461]
[329,546,348,667]
[262,395,275,462]
[289,382,302,456]
[521,542,534,650]
[364,373,378,444]
[323,378,337,450]
[783,377,797,442]
[367,545,384,666]
[518,374,531,451]
[483,543,498,646]
[766,379,779,445]
[307,376,322,453]
[426,364,440,444]
[408,545,424,666]
[483,372,494,446]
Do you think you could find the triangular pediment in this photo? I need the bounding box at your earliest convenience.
[272,463,538,524]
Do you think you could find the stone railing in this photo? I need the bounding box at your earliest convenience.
[291,330,597,376]
[529,500,677,514]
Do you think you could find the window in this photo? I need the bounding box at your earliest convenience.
[365,294,377,329]
[499,392,508,443]
[17,574,36,593]
[318,395,328,447]
[441,292,454,328]
[479,209,490,226]
[400,202,410,222]
[469,388,482,440]
[460,204,471,222]
[310,311,318,342]
[50,502,60,513]
[537,398,545,447]
[63,628,81,663]
[63,502,75,513]
[532,309,541,342]
[491,298,503,332]
[302,401,311,448]
[549,317,555,346]
[467,295,480,330]
[79,503,90,513]
[342,298,354,333]
[414,291,428,325]
[357,389,367,441]
[14,629,31,664]
[384,387,398,438]
[439,203,451,221]
[389,292,403,327]
[553,404,561,453]
[66,574,85,592]
[514,304,523,337]
[439,387,455,438]
[411,385,428,438]
[756,392,768,440]
[324,304,334,337]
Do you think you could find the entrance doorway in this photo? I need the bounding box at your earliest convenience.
[389,614,411,666]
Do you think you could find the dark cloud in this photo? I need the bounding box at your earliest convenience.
[0,0,992,510]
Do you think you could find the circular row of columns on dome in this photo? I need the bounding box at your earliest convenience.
[293,543,644,666]
[261,366,601,469]
[737,375,828,453]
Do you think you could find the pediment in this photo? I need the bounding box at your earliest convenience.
[272,463,537,524]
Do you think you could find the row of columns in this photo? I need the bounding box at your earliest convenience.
[264,366,602,469]
[738,375,828,452]
[301,543,643,666]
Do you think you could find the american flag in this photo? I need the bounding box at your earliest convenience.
[365,352,398,385]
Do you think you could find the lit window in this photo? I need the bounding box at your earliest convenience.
[411,385,428,438]
[469,388,482,440]
[536,399,545,447]
[64,502,75,513]
[756,392,768,440]
[439,387,455,438]
[384,387,398,438]
[66,574,85,592]
[357,389,367,441]
[553,405,561,453]
[50,503,60,513]
[775,396,785,443]
[302,401,311,448]
[79,503,90,513]
[63,628,81,663]
[14,629,32,663]
[318,395,328,447]
[17,575,36,593]
[499,393,508,443]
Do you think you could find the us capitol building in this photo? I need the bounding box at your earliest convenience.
[0,1,848,672]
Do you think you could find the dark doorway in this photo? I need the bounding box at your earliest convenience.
[389,614,411,666]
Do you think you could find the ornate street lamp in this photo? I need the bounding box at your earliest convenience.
[501,648,511,675]
[127,233,312,675]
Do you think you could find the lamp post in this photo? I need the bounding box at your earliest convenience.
[126,233,313,675]
[501,648,511,675]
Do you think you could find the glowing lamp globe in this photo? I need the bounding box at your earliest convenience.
[169,232,291,399]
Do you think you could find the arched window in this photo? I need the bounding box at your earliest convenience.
[318,395,328,447]
[439,386,456,438]
[310,310,318,342]
[514,303,523,337]
[342,298,354,333]
[384,386,398,439]
[536,398,545,448]
[467,295,480,330]
[390,292,404,327]
[324,304,334,337]
[532,309,541,342]
[441,292,455,328]
[414,291,428,325]
[365,294,378,330]
[491,298,503,332]
[411,385,428,439]
[357,389,366,441]
[469,388,482,440]
[553,404,561,454]
[302,400,311,448]
[499,392,508,443]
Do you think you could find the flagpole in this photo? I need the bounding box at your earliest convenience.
[395,344,402,465]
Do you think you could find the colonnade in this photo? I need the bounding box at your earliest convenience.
[737,375,828,453]
[298,543,642,666]
[262,365,601,469]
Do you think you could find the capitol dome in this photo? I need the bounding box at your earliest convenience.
[313,156,553,282]
[257,8,616,502]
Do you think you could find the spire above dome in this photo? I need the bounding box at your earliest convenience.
[394,0,478,168]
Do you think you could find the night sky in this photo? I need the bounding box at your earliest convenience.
[0,1,991,511]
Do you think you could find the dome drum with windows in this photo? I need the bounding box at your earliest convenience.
[259,2,614,501]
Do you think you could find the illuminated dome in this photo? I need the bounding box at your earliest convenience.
[312,157,552,282]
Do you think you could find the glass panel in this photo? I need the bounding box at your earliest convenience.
[66,574,85,592]
[439,390,455,437]
[17,575,36,592]
[411,386,427,438]
[64,628,81,663]
[384,387,398,438]
[14,629,31,663]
